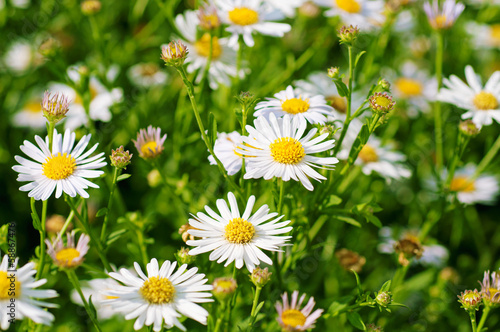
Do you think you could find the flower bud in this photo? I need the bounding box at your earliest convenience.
[81,0,102,15]
[212,277,237,301]
[41,91,70,123]
[458,289,482,311]
[369,92,396,114]
[377,78,391,92]
[161,40,189,67]
[198,3,220,30]
[394,235,424,266]
[46,214,72,234]
[250,267,272,287]
[336,248,366,273]
[39,37,61,58]
[337,25,360,45]
[375,291,392,307]
[327,66,340,79]
[459,120,480,137]
[110,146,133,169]
[175,247,196,265]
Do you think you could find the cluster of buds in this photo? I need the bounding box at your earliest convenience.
[337,25,360,45]
[41,91,70,123]
[335,248,366,273]
[81,0,102,15]
[161,40,188,67]
[375,291,393,307]
[212,277,237,301]
[458,289,482,312]
[198,3,220,30]
[369,92,396,114]
[459,120,480,137]
[250,267,272,287]
[110,146,133,169]
[175,247,196,265]
[394,235,424,266]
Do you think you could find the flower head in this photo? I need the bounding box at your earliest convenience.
[458,289,482,311]
[198,2,221,30]
[81,0,102,15]
[70,278,122,320]
[424,0,464,30]
[479,270,500,307]
[250,267,272,287]
[394,235,424,266]
[161,40,189,67]
[212,277,237,301]
[375,291,392,307]
[369,92,396,114]
[133,125,167,160]
[0,255,59,329]
[275,291,323,331]
[45,231,90,268]
[447,165,499,205]
[12,129,106,201]
[459,119,480,137]
[208,131,245,175]
[110,145,132,169]
[187,192,292,272]
[335,248,366,273]
[105,258,213,331]
[338,25,360,45]
[41,91,70,123]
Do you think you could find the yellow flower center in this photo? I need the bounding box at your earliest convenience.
[228,7,259,26]
[55,248,81,267]
[141,141,158,157]
[281,97,310,114]
[214,279,235,290]
[140,276,176,304]
[450,176,475,192]
[194,33,222,59]
[375,96,391,108]
[42,153,77,180]
[0,271,21,300]
[434,14,447,29]
[224,218,255,244]
[358,144,378,163]
[335,0,361,13]
[326,96,347,114]
[281,309,306,327]
[473,91,498,110]
[270,137,306,165]
[25,101,42,114]
[395,78,423,97]
[488,288,500,299]
[463,292,479,301]
[490,24,500,43]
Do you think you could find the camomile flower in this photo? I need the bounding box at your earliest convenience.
[127,62,168,88]
[216,0,292,48]
[237,114,338,190]
[275,290,323,331]
[186,192,292,272]
[174,10,242,89]
[133,125,167,160]
[438,65,500,128]
[313,0,385,30]
[0,255,59,330]
[264,0,304,17]
[12,129,107,201]
[45,231,90,268]
[104,258,213,332]
[255,85,335,126]
[70,278,122,320]
[11,91,47,130]
[480,269,500,306]
[466,22,500,49]
[208,131,246,175]
[448,165,499,205]
[423,0,464,30]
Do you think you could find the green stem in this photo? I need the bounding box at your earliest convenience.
[473,134,500,179]
[250,286,262,317]
[55,209,76,244]
[445,133,470,189]
[35,200,48,280]
[136,229,149,267]
[434,31,444,175]
[100,167,120,244]
[66,269,103,332]
[477,306,491,332]
[213,301,226,332]
[469,310,478,332]
[197,30,214,101]
[234,37,244,92]
[47,121,55,151]
[391,263,411,292]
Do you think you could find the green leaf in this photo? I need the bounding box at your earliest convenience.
[390,302,410,310]
[347,312,366,330]
[208,112,218,147]
[325,195,342,207]
[96,208,108,218]
[334,79,349,97]
[365,215,382,228]
[31,213,41,231]
[347,124,369,164]
[354,51,366,68]
[328,301,349,316]
[117,173,131,182]
[106,229,128,246]
[335,216,361,228]
[88,295,98,319]
[380,280,391,292]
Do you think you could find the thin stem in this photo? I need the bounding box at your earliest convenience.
[434,31,444,175]
[445,133,470,189]
[391,263,411,292]
[477,306,491,332]
[469,310,478,332]
[234,37,244,92]
[249,285,262,328]
[136,229,150,267]
[100,167,120,244]
[35,200,48,280]
[197,30,214,101]
[473,134,500,179]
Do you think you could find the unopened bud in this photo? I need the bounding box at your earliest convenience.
[369,92,396,114]
[81,0,101,15]
[375,291,392,307]
[458,289,482,311]
[212,277,237,301]
[161,40,189,67]
[175,247,196,265]
[110,146,133,169]
[41,91,70,123]
[338,25,360,45]
[250,267,272,287]
[377,78,391,92]
[327,67,340,79]
[459,120,480,137]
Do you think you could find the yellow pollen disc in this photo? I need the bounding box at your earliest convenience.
[375,96,391,108]
[358,144,378,163]
[281,309,307,327]
[0,271,21,300]
[450,176,475,193]
[140,276,176,304]
[463,293,478,301]
[55,248,81,267]
[26,101,42,114]
[326,96,347,113]
[489,288,499,298]
[473,91,498,110]
[270,137,306,165]
[195,33,223,59]
[215,280,234,290]
[228,7,259,26]
[42,153,76,180]
[335,0,361,13]
[491,24,500,43]
[434,15,447,28]
[281,98,310,114]
[141,141,158,157]
[395,78,423,97]
[224,218,255,244]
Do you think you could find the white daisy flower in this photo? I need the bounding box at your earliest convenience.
[11,92,47,130]
[208,131,245,175]
[12,129,107,201]
[466,22,500,49]
[70,278,122,320]
[104,258,213,332]
[275,290,323,331]
[186,192,292,272]
[423,0,464,30]
[255,85,335,126]
[313,0,385,30]
[216,0,292,48]
[127,62,168,88]
[264,0,304,17]
[0,255,58,330]
[438,65,500,128]
[45,231,90,268]
[237,114,339,190]
[448,165,499,205]
[174,10,242,89]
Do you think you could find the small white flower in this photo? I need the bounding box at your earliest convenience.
[216,0,292,48]
[11,92,47,130]
[238,114,339,191]
[174,10,242,89]
[313,0,385,30]
[187,192,292,272]
[264,0,304,17]
[255,85,335,126]
[3,40,37,74]
[12,129,106,201]
[466,22,500,49]
[423,0,464,30]
[275,290,323,331]
[70,278,122,320]
[45,231,90,268]
[0,255,58,330]
[438,65,500,128]
[127,62,168,88]
[104,258,213,332]
[208,131,245,175]
[448,165,499,205]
